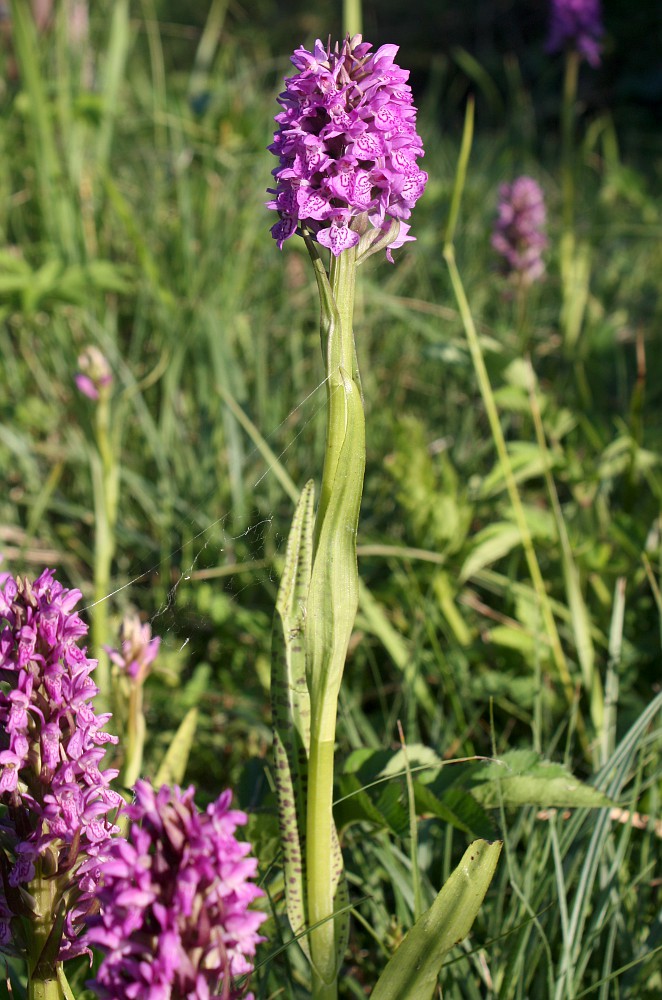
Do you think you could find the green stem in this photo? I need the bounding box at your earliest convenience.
[444,244,577,715]
[442,104,583,739]
[305,241,364,998]
[121,681,146,788]
[343,0,362,37]
[27,865,64,1000]
[28,978,64,1000]
[315,244,358,544]
[307,734,338,990]
[90,393,119,708]
[561,50,579,238]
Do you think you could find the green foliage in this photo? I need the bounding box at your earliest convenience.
[371,839,502,1000]
[0,3,660,997]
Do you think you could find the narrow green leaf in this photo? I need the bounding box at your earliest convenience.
[271,480,315,958]
[371,839,502,1000]
[153,707,198,787]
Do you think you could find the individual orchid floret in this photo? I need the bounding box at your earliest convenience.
[87,780,266,1000]
[75,345,113,401]
[491,176,548,286]
[0,569,122,960]
[106,610,160,684]
[546,0,604,67]
[267,34,427,259]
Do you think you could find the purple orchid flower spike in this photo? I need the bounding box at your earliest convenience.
[267,34,427,259]
[492,176,548,286]
[75,345,113,402]
[546,0,605,67]
[0,568,122,960]
[87,780,266,1000]
[106,610,160,684]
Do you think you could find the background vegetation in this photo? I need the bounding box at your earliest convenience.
[1,1,660,996]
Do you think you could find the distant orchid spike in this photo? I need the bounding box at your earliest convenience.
[267,34,427,259]
[546,0,604,67]
[491,176,548,286]
[87,780,266,1000]
[0,569,122,959]
[75,345,113,401]
[106,610,160,683]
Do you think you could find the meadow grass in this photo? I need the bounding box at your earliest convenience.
[0,4,661,997]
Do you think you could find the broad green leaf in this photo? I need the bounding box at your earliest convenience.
[343,745,442,781]
[469,751,612,809]
[371,839,502,1000]
[479,441,552,498]
[486,623,537,657]
[153,707,198,787]
[414,783,496,840]
[336,772,409,839]
[459,522,522,583]
[306,368,365,705]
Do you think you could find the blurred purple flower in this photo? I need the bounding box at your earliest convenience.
[546,0,604,67]
[491,177,548,286]
[75,346,113,402]
[0,569,121,958]
[106,611,160,684]
[267,34,427,259]
[88,780,266,1000]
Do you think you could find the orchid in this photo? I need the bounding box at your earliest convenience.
[268,34,427,259]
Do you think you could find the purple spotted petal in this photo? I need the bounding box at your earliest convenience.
[316,223,361,256]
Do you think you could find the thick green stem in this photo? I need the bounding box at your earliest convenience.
[305,242,364,998]
[343,0,362,37]
[27,865,64,1000]
[315,244,358,542]
[28,978,64,1000]
[307,734,338,989]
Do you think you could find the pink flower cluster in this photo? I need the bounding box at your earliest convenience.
[491,176,548,286]
[268,34,427,258]
[88,780,266,1000]
[75,345,113,402]
[106,610,160,683]
[0,569,121,958]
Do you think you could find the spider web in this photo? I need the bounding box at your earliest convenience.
[78,372,331,656]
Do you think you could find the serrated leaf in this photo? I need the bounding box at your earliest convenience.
[469,751,612,809]
[371,839,502,1000]
[335,773,406,835]
[414,782,496,840]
